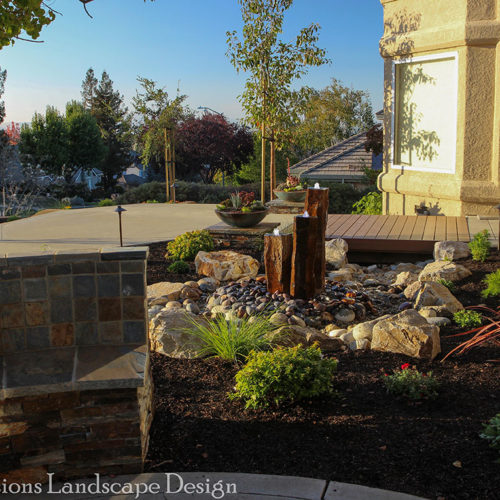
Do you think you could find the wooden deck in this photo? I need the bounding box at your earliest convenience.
[326,215,470,254]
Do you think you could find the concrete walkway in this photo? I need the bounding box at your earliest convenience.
[14,472,427,499]
[0,205,295,254]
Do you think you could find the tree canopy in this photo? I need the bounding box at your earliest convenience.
[176,113,254,183]
[291,78,375,158]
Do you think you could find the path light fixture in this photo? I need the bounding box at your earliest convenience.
[114,205,127,247]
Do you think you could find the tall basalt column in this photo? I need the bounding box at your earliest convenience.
[290,215,319,299]
[264,232,293,294]
[305,187,329,295]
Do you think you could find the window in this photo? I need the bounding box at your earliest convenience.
[392,53,458,173]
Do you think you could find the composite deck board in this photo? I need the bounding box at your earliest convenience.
[398,216,418,240]
[325,214,471,254]
[410,215,427,240]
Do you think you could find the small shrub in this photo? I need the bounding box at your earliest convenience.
[98,198,115,207]
[480,413,500,461]
[383,363,439,400]
[146,199,159,203]
[352,191,382,215]
[437,278,456,293]
[482,269,500,298]
[181,314,276,363]
[468,230,490,262]
[166,230,214,261]
[453,309,482,329]
[167,260,190,274]
[230,344,338,409]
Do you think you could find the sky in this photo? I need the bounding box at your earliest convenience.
[1,0,385,125]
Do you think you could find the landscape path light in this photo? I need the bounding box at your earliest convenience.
[114,205,127,247]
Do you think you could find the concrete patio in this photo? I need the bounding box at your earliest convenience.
[0,205,295,254]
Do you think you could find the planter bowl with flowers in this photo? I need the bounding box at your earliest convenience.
[215,191,269,228]
[273,175,307,202]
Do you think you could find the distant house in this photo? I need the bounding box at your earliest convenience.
[290,131,382,187]
[116,158,147,189]
[71,168,103,190]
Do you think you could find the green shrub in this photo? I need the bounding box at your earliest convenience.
[318,182,372,214]
[230,344,338,409]
[383,363,439,400]
[181,314,276,363]
[166,230,214,261]
[117,181,167,204]
[167,260,190,274]
[98,198,115,207]
[453,309,482,329]
[7,215,21,222]
[437,278,456,293]
[480,413,500,460]
[482,269,500,298]
[352,191,382,215]
[468,230,491,262]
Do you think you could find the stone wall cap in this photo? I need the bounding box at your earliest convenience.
[100,247,149,261]
[54,249,100,263]
[5,252,55,266]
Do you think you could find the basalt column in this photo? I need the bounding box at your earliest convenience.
[264,232,293,294]
[305,187,329,295]
[290,214,319,299]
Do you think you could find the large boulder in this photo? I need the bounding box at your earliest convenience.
[195,250,259,281]
[149,308,206,358]
[325,238,348,269]
[433,241,470,262]
[351,314,391,342]
[393,271,419,288]
[371,309,441,360]
[404,280,463,316]
[418,260,472,282]
[272,325,343,353]
[147,282,185,302]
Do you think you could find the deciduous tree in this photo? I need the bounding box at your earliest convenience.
[176,113,253,184]
[227,0,329,201]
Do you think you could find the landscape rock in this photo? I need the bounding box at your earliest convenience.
[149,309,206,358]
[434,241,471,261]
[426,316,451,326]
[393,271,419,288]
[352,315,391,342]
[391,262,422,274]
[355,338,371,350]
[185,302,200,314]
[371,309,441,360]
[273,325,343,353]
[325,238,348,269]
[327,268,353,282]
[195,250,259,281]
[418,261,472,282]
[340,331,355,344]
[327,328,347,338]
[197,277,219,292]
[413,281,463,316]
[334,308,356,324]
[418,307,437,318]
[147,282,185,301]
[324,324,341,334]
[163,301,182,309]
[269,312,289,326]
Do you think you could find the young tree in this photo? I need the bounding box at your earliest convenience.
[176,113,253,183]
[133,77,191,184]
[83,70,132,191]
[5,122,21,145]
[227,0,329,201]
[292,79,375,158]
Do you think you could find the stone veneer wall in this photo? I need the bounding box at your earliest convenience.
[0,247,153,483]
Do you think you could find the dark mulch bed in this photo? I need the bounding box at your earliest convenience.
[145,244,499,499]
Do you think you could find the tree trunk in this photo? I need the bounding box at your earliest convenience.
[164,128,170,202]
[291,215,319,299]
[264,232,293,294]
[270,132,276,200]
[305,187,329,295]
[261,122,266,203]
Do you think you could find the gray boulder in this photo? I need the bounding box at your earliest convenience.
[325,238,348,269]
[433,241,470,261]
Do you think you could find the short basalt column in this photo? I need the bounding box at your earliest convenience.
[305,187,329,295]
[290,214,319,299]
[264,231,293,294]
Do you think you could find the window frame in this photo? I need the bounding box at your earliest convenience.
[390,51,459,174]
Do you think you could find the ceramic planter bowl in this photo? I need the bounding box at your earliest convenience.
[215,208,269,228]
[273,189,307,203]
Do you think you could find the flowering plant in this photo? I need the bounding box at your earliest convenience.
[276,175,307,192]
[383,363,439,400]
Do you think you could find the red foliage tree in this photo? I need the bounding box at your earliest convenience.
[5,121,20,145]
[176,113,253,183]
